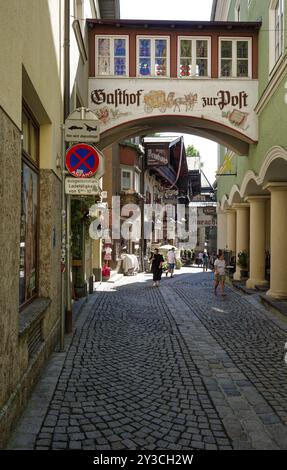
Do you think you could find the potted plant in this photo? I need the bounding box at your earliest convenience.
[176,258,182,270]
[237,250,249,279]
[102,264,111,281]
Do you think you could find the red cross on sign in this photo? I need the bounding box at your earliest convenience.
[65,143,100,178]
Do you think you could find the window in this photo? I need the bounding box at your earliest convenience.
[269,0,284,72]
[178,37,210,77]
[121,169,132,190]
[19,106,39,306]
[95,36,128,76]
[137,36,169,77]
[275,0,284,63]
[135,172,140,193]
[219,38,251,78]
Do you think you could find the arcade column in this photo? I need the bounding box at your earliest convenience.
[216,207,227,252]
[265,183,287,299]
[233,203,249,281]
[245,196,268,289]
[226,209,236,253]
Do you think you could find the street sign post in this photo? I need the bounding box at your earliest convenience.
[64,107,100,143]
[62,108,103,343]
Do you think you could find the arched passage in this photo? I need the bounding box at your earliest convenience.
[96,114,252,155]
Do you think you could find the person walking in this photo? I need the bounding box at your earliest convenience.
[214,250,226,296]
[151,249,164,287]
[167,247,176,278]
[198,251,203,267]
[202,251,209,272]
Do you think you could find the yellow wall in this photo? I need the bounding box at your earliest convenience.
[0,0,64,170]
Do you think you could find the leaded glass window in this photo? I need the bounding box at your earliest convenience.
[96,36,128,76]
[178,38,210,78]
[137,37,169,77]
[220,38,251,78]
[221,41,232,77]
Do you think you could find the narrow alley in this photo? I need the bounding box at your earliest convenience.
[7,269,287,450]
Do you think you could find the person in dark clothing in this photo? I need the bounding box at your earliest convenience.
[151,249,164,287]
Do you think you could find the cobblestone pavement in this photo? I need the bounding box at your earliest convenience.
[7,269,287,450]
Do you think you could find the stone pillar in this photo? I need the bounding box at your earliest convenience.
[233,203,249,281]
[265,183,287,299]
[92,238,102,281]
[246,197,268,289]
[226,209,236,253]
[217,208,227,252]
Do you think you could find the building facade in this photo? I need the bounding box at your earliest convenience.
[0,0,119,447]
[213,0,287,298]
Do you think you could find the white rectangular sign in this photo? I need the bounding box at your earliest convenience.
[65,177,100,195]
[64,119,100,143]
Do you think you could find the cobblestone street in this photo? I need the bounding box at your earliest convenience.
[7,269,287,450]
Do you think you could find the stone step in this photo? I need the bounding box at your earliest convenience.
[255,284,269,292]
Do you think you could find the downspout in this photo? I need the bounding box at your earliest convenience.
[63,0,72,336]
[64,0,70,120]
[211,0,218,21]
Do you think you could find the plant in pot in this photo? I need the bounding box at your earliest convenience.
[102,264,111,281]
[237,250,249,279]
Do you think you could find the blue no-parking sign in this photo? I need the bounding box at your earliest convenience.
[65,143,100,178]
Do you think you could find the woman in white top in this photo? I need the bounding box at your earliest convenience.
[214,250,226,296]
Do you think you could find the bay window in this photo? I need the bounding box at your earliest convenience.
[121,169,132,190]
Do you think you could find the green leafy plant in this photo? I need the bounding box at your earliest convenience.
[176,259,182,269]
[161,261,168,272]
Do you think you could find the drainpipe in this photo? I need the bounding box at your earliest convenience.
[140,149,145,272]
[61,0,72,351]
[64,0,70,121]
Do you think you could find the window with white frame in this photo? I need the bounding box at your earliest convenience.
[121,169,133,190]
[269,0,284,73]
[137,36,169,77]
[134,172,140,193]
[219,38,251,78]
[95,36,128,76]
[178,37,210,77]
[275,0,284,63]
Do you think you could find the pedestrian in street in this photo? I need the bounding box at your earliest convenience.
[151,248,164,287]
[202,251,209,272]
[214,250,226,296]
[166,247,176,278]
[198,251,203,267]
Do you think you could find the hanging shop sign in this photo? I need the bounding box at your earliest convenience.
[65,143,100,178]
[146,147,169,167]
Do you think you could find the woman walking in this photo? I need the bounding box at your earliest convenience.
[151,249,164,287]
[214,250,226,296]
